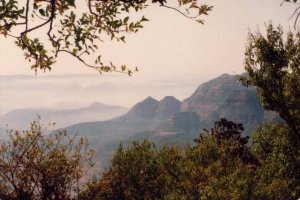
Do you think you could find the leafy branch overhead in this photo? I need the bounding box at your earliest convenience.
[282,0,300,28]
[0,0,213,75]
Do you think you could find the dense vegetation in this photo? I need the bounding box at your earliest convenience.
[2,117,299,199]
[78,119,299,200]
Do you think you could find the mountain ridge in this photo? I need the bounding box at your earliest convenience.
[65,74,269,139]
[66,95,182,140]
[1,74,277,165]
[0,102,128,130]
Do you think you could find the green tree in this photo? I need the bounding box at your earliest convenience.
[99,141,162,199]
[0,0,212,74]
[79,141,191,199]
[242,24,300,137]
[80,119,258,200]
[185,118,257,200]
[242,22,300,199]
[0,119,94,200]
[251,123,300,199]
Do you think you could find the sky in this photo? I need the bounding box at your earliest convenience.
[0,0,296,77]
[0,0,298,115]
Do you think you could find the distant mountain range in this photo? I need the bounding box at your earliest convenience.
[65,96,181,145]
[66,74,267,136]
[0,74,279,165]
[64,96,182,164]
[63,74,276,165]
[0,102,128,130]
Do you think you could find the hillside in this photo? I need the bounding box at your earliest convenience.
[0,102,128,129]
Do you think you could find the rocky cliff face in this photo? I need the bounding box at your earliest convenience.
[217,89,264,133]
[180,74,265,133]
[152,96,182,128]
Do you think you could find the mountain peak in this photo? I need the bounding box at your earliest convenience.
[153,95,181,122]
[220,73,230,77]
[88,102,106,108]
[126,97,159,119]
[160,96,180,103]
[143,96,158,103]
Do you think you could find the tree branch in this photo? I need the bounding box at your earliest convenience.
[58,49,129,74]
[20,0,55,37]
[160,5,197,19]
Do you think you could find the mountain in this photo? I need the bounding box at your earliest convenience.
[65,74,271,155]
[154,96,182,121]
[68,71,269,155]
[217,88,264,132]
[180,74,265,134]
[122,74,269,150]
[65,96,182,164]
[2,73,272,166]
[124,96,159,121]
[124,74,270,146]
[0,102,128,130]
[66,96,181,140]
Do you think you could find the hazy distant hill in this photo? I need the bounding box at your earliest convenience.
[0,74,200,116]
[66,96,181,142]
[0,102,128,129]
[65,96,182,164]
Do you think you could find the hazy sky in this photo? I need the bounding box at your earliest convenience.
[0,0,296,79]
[0,0,298,116]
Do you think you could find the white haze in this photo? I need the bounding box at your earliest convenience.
[0,74,212,116]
